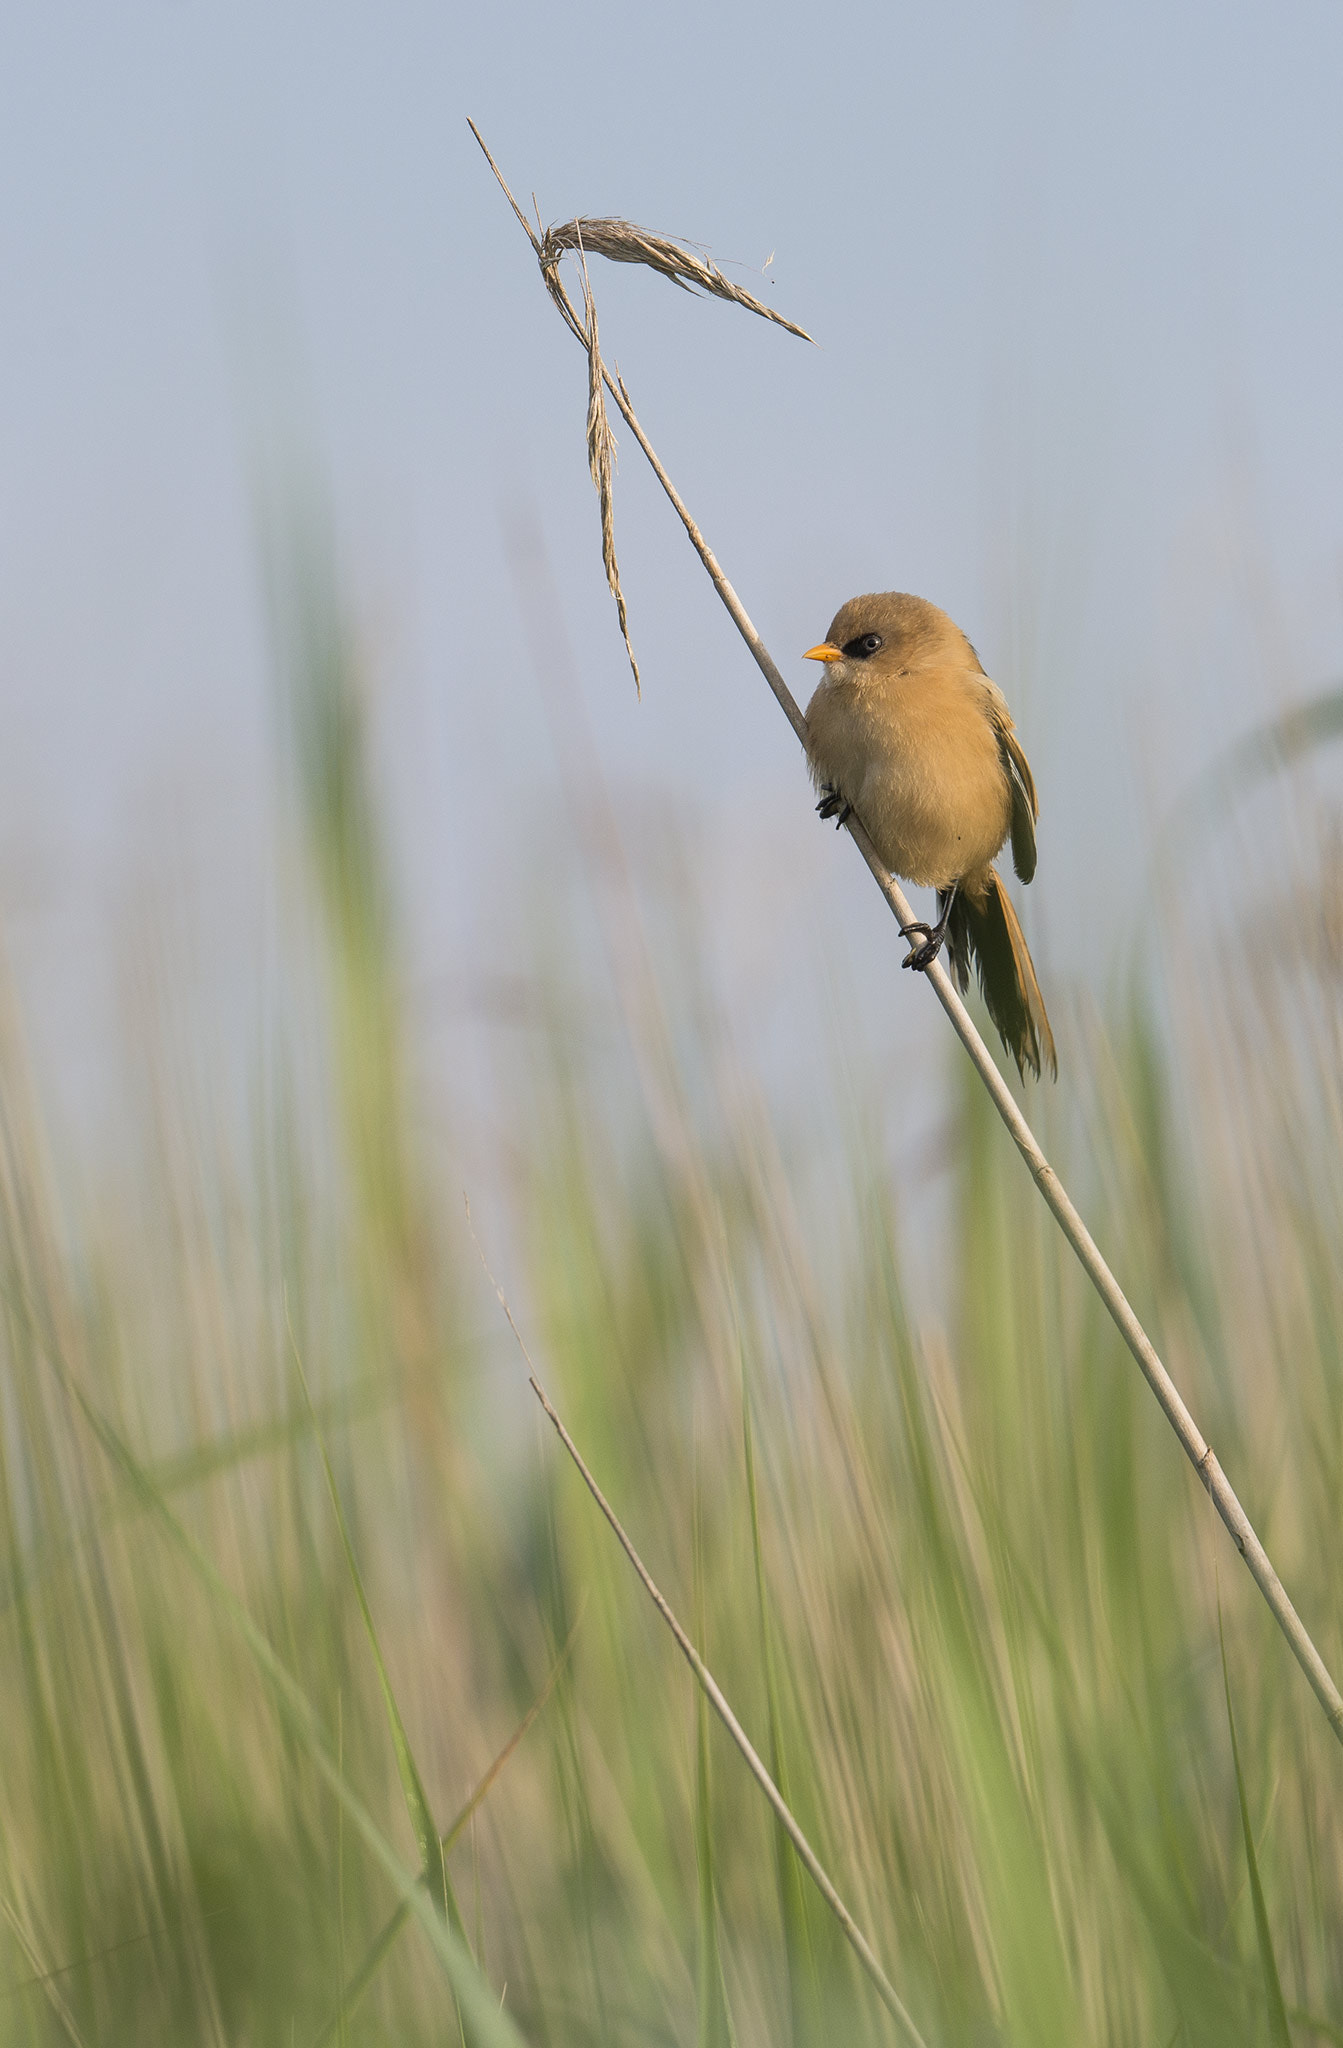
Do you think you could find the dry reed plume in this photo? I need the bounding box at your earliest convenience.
[468,122,813,696]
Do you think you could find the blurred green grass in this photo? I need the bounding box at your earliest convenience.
[0,525,1340,2047]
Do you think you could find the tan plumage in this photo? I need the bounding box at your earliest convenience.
[804,592,1056,1080]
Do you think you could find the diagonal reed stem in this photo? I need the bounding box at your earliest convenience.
[468,123,1343,1750]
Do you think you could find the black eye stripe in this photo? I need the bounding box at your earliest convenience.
[841,633,884,658]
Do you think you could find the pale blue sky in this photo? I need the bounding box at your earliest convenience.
[2,0,1341,1140]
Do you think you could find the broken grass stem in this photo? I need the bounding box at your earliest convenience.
[527,1374,929,2048]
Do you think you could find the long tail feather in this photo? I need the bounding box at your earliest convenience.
[942,870,1056,1080]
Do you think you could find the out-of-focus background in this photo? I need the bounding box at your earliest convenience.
[6,0,1342,1150]
[2,4,1343,2044]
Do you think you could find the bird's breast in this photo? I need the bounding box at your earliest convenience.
[805,666,1011,888]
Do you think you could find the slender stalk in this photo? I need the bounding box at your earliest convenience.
[527,1376,930,2048]
[468,124,1343,1749]
[464,1206,926,2041]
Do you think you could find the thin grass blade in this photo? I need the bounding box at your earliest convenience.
[695,1679,738,2048]
[693,1479,737,2048]
[311,1624,579,2048]
[287,1318,462,1934]
[1219,1606,1292,2048]
[742,1374,820,2045]
[48,1362,529,2048]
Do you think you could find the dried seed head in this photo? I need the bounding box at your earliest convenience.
[467,127,812,694]
[540,216,814,343]
[577,245,640,696]
[543,216,810,694]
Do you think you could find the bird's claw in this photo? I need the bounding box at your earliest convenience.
[815,784,852,829]
[900,922,946,973]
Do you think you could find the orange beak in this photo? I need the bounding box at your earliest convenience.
[804,642,843,663]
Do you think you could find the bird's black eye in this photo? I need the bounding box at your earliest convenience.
[842,632,884,659]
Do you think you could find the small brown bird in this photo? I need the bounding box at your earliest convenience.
[804,591,1056,1079]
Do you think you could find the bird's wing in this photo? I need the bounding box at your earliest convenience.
[982,682,1039,885]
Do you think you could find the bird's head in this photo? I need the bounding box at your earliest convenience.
[804,591,980,678]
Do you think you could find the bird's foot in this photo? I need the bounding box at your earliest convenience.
[815,784,852,829]
[900,921,947,973]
